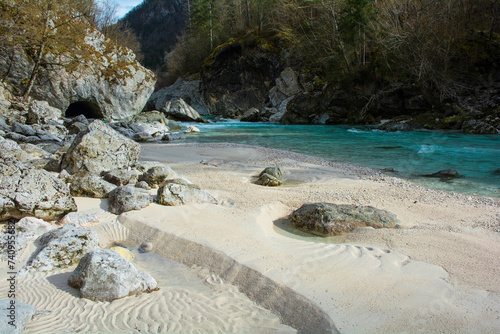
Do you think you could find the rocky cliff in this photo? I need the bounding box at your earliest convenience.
[0,29,155,122]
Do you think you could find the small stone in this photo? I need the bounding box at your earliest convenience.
[139,241,153,253]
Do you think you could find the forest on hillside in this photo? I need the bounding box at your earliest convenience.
[162,0,499,102]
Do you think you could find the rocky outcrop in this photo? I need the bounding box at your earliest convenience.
[70,174,117,198]
[201,36,288,119]
[147,78,209,115]
[0,299,36,334]
[160,98,209,123]
[21,223,99,273]
[291,203,400,236]
[62,120,140,175]
[108,186,152,214]
[0,158,77,221]
[68,249,159,301]
[0,29,155,121]
[157,181,218,206]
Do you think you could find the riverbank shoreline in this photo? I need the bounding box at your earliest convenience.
[2,141,499,333]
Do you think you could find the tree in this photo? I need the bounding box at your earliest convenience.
[0,0,95,100]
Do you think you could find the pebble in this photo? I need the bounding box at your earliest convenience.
[139,241,153,253]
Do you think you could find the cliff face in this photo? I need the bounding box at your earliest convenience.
[0,29,155,121]
[201,33,291,119]
[197,31,500,134]
[119,0,188,70]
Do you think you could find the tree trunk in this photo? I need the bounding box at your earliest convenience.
[23,42,45,101]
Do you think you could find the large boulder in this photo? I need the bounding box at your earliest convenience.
[27,100,62,124]
[68,249,159,301]
[21,223,99,273]
[0,217,52,261]
[108,185,152,214]
[157,181,218,206]
[138,165,175,188]
[0,137,33,161]
[161,98,209,123]
[62,120,140,175]
[146,78,209,115]
[0,158,77,221]
[70,174,117,198]
[101,169,141,186]
[0,300,36,334]
[291,203,400,236]
[0,29,155,121]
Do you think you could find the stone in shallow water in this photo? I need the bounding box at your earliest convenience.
[68,249,159,301]
[291,203,400,236]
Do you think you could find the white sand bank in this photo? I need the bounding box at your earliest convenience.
[1,142,499,333]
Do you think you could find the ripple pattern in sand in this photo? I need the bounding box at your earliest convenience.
[0,250,295,334]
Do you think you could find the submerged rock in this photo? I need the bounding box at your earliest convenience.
[62,120,140,175]
[425,169,463,180]
[68,249,159,301]
[108,185,152,214]
[139,241,153,253]
[291,203,400,236]
[21,223,99,273]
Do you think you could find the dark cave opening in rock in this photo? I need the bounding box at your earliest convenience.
[65,101,103,119]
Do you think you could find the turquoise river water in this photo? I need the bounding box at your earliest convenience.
[181,119,500,198]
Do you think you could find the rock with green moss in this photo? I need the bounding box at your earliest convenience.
[291,203,400,236]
